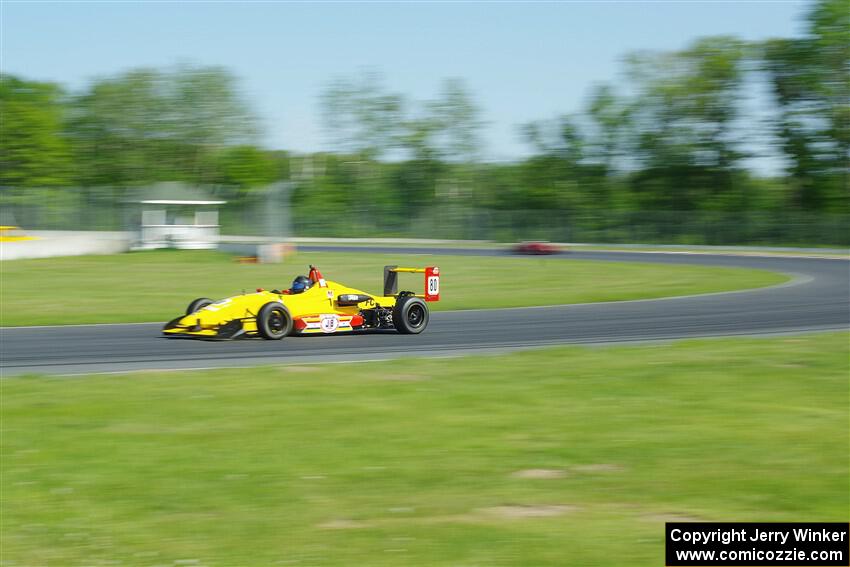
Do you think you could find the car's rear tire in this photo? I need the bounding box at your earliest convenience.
[392,296,429,334]
[186,297,214,315]
[257,302,292,340]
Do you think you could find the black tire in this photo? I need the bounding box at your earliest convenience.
[186,297,214,315]
[257,302,293,340]
[392,296,429,334]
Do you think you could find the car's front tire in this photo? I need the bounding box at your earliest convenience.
[257,302,292,340]
[392,296,429,334]
[186,297,214,315]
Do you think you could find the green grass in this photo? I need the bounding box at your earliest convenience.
[0,249,787,326]
[2,333,847,566]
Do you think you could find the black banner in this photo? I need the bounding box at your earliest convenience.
[666,522,849,566]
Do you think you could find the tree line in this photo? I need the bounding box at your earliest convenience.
[1,0,846,243]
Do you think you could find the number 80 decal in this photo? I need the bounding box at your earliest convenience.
[425,266,440,301]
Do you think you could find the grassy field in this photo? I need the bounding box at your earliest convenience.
[2,333,847,566]
[0,249,787,326]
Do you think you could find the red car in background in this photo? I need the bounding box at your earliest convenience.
[513,241,562,255]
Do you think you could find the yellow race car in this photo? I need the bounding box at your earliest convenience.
[163,264,440,340]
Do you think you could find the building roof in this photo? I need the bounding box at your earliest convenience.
[132,182,227,205]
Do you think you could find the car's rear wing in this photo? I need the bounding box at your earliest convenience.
[384,266,440,301]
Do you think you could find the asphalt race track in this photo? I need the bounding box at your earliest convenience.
[1,250,847,375]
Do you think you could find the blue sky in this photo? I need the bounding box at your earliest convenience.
[2,1,810,161]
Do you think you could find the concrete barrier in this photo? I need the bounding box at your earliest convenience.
[0,231,131,261]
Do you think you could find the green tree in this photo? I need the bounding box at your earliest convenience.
[393,79,484,216]
[427,78,484,163]
[319,71,405,224]
[321,70,404,160]
[762,0,849,212]
[585,85,630,174]
[0,74,71,187]
[517,114,618,221]
[624,36,749,211]
[420,78,485,229]
[210,145,279,191]
[393,115,445,215]
[66,65,257,187]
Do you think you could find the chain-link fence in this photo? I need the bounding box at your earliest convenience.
[0,184,294,239]
[291,205,849,246]
[2,186,848,246]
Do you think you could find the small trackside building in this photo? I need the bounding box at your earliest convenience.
[131,182,226,250]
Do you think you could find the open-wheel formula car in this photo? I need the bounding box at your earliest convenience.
[162,264,440,340]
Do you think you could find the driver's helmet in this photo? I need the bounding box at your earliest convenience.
[290,275,312,294]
